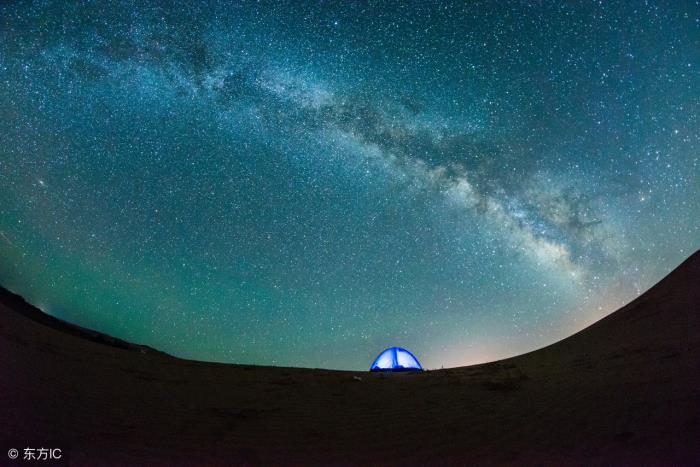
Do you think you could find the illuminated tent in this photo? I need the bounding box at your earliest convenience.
[369,347,423,372]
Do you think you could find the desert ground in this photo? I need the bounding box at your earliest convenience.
[1,251,699,466]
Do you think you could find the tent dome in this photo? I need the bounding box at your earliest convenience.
[369,347,423,372]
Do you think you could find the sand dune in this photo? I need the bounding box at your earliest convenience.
[1,251,699,466]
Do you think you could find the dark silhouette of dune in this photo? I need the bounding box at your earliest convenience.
[0,288,170,357]
[1,251,699,466]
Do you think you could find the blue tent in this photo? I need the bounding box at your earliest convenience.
[369,347,423,372]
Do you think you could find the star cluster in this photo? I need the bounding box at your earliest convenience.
[0,1,698,369]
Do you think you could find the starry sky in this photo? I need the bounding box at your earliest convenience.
[0,1,698,370]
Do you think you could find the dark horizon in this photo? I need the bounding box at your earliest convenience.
[1,248,698,371]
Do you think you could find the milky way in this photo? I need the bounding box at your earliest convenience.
[1,1,698,370]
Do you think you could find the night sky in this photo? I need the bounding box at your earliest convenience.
[1,1,698,370]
